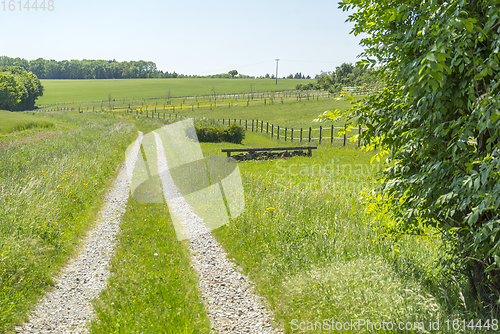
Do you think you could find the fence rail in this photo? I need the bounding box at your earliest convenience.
[219,118,366,147]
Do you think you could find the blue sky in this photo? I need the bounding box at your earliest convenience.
[0,0,364,77]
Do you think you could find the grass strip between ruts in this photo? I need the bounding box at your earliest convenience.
[89,198,211,333]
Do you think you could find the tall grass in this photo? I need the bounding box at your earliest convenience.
[0,110,54,134]
[203,133,485,333]
[0,112,136,332]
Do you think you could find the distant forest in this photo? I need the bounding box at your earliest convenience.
[0,56,314,80]
[0,57,179,79]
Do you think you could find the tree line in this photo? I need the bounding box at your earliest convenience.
[0,56,322,81]
[297,63,382,92]
[0,57,175,79]
[0,66,44,111]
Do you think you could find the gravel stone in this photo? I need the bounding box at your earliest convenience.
[15,133,143,334]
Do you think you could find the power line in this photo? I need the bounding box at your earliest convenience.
[281,59,346,64]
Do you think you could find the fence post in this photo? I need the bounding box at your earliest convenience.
[319,126,322,144]
[245,120,247,130]
[271,124,274,137]
[343,124,347,146]
[252,120,254,131]
[309,127,312,142]
[291,128,293,142]
[229,119,231,126]
[358,125,361,148]
[277,126,280,140]
[300,128,303,142]
[267,122,269,133]
[261,120,263,132]
[285,127,287,141]
[331,125,334,143]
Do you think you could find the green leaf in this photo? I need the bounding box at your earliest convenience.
[485,262,497,272]
[426,53,437,62]
[429,79,439,91]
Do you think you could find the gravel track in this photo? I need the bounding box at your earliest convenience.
[154,131,281,334]
[15,133,143,334]
[15,129,280,334]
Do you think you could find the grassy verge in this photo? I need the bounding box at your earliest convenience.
[89,199,211,333]
[202,132,479,333]
[0,112,136,332]
[0,110,55,135]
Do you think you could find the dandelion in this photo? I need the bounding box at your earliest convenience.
[263,207,275,215]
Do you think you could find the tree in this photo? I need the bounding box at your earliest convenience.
[335,0,500,307]
[228,70,238,78]
[28,58,46,79]
[0,66,43,110]
[0,73,21,110]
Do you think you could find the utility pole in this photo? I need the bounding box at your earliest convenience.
[275,59,280,85]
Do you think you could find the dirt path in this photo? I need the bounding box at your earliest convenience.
[15,133,143,333]
[16,127,281,333]
[153,131,282,333]
[0,124,75,149]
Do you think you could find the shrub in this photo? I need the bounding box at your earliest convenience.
[195,126,224,143]
[224,124,245,144]
[191,124,245,144]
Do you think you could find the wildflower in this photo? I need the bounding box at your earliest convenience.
[263,207,275,215]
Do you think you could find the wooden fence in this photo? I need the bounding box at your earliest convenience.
[219,118,365,147]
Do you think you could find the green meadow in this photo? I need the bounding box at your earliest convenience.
[0,110,54,134]
[1,79,493,333]
[37,78,313,105]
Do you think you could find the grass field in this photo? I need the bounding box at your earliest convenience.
[200,133,480,333]
[0,110,54,134]
[5,80,495,332]
[179,98,357,130]
[37,78,314,105]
